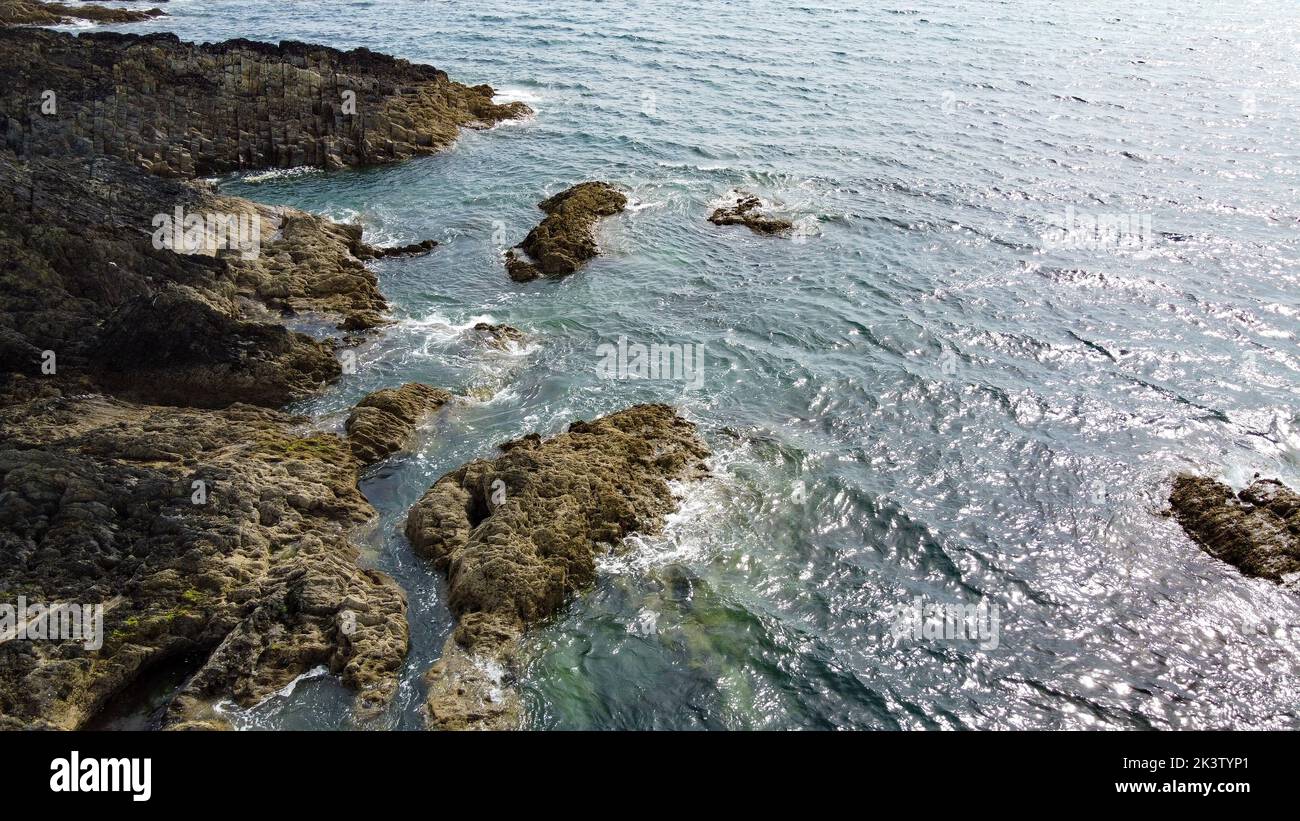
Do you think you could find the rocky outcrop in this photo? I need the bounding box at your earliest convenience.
[345,383,452,466]
[472,322,525,350]
[0,396,407,730]
[1170,474,1300,584]
[0,151,387,407]
[0,30,528,730]
[708,191,793,235]
[0,28,530,177]
[405,404,709,728]
[0,1,164,26]
[504,182,627,282]
[354,239,438,260]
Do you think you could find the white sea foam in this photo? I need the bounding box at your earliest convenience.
[237,165,323,184]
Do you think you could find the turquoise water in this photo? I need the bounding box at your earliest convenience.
[101,0,1299,729]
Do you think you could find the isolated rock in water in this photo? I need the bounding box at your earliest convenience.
[354,239,439,260]
[1169,474,1300,583]
[504,182,627,282]
[708,191,793,235]
[472,322,526,349]
[0,28,530,177]
[346,383,452,466]
[0,1,164,26]
[405,403,710,728]
[0,396,408,730]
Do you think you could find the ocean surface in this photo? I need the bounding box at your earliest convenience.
[89,0,1300,729]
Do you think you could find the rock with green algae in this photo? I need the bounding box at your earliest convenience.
[0,395,408,730]
[405,403,710,729]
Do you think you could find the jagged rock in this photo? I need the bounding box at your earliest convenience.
[708,191,793,234]
[0,28,530,177]
[354,239,438,260]
[504,182,627,282]
[0,151,386,406]
[345,383,452,466]
[0,0,164,26]
[406,404,709,728]
[0,395,408,729]
[472,322,525,349]
[1170,474,1300,583]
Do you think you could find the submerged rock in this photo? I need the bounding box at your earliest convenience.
[346,383,452,466]
[1169,474,1300,583]
[0,1,164,26]
[504,182,627,282]
[707,191,793,235]
[405,403,709,729]
[0,396,408,730]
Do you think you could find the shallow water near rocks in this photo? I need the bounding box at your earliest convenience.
[102,0,1300,729]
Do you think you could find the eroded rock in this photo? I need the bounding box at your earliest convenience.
[707,191,793,235]
[0,0,164,27]
[346,383,452,466]
[0,28,530,177]
[405,404,709,728]
[0,396,408,729]
[0,152,389,407]
[354,239,438,260]
[504,182,627,282]
[1169,474,1300,583]
[472,322,526,350]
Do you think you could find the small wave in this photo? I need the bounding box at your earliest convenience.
[236,166,323,183]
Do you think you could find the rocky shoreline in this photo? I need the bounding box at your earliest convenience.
[0,22,712,732]
[0,25,534,729]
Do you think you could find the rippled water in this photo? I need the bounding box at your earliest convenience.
[98,0,1300,729]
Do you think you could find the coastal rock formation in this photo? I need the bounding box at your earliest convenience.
[708,191,793,235]
[354,239,438,260]
[345,383,452,466]
[0,31,524,729]
[0,28,530,177]
[504,181,627,282]
[472,322,526,350]
[0,0,164,27]
[0,396,407,730]
[0,151,386,407]
[405,404,710,728]
[1170,474,1300,583]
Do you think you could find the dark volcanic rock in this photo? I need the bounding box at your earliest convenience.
[405,403,709,728]
[345,383,452,466]
[504,181,627,282]
[0,28,530,177]
[0,151,383,407]
[354,239,438,260]
[1170,474,1300,583]
[0,1,164,26]
[708,191,793,235]
[0,396,407,730]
